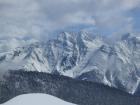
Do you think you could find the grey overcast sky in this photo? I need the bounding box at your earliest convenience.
[0,0,140,40]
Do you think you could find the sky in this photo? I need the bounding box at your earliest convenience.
[0,0,140,40]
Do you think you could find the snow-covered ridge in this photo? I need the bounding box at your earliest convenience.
[0,32,140,95]
[1,94,76,105]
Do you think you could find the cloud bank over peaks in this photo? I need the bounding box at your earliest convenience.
[0,0,140,40]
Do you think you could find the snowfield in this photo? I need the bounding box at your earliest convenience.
[1,94,76,105]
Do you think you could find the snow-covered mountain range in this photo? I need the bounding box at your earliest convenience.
[0,31,140,95]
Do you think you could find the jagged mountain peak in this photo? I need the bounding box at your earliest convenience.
[57,31,92,42]
[119,33,140,50]
[57,31,101,42]
[57,32,75,41]
[0,32,140,95]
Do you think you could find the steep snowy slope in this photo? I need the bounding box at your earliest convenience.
[78,33,140,94]
[0,32,140,95]
[1,94,76,105]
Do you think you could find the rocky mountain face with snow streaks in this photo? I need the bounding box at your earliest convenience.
[0,32,140,95]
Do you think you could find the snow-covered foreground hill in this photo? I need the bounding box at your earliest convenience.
[1,94,76,105]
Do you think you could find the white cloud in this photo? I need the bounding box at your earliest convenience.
[121,0,140,10]
[0,38,38,52]
[64,12,96,25]
[0,0,139,40]
[0,0,45,39]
